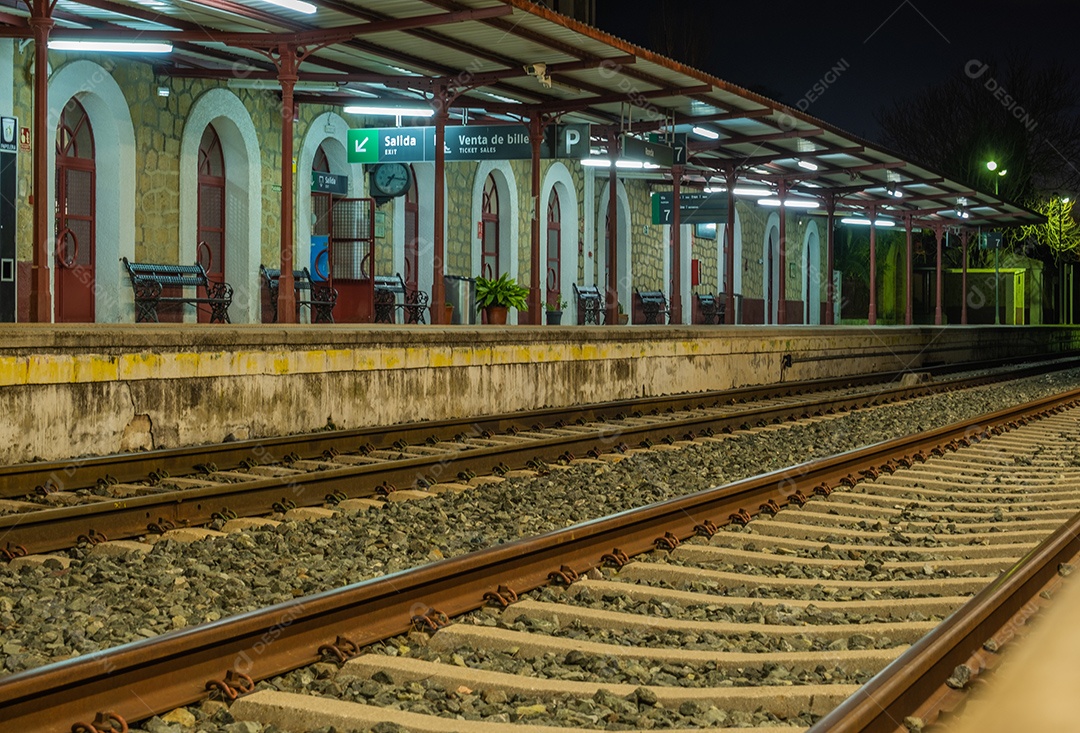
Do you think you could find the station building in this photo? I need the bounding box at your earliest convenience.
[0,0,1043,330]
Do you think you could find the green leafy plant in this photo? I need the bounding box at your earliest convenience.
[475,273,529,311]
[545,296,568,312]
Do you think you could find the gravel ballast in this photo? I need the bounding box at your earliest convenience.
[3,370,1080,679]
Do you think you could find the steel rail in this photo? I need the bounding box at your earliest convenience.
[1,352,1070,499]
[2,388,1077,733]
[807,499,1080,732]
[0,363,1055,556]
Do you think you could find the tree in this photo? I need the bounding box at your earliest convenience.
[1018,197,1080,261]
[648,5,708,71]
[876,53,1080,207]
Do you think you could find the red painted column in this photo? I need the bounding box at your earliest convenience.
[28,0,53,322]
[276,45,299,323]
[724,170,736,324]
[868,205,877,326]
[824,195,836,325]
[605,132,619,326]
[934,224,944,326]
[961,228,969,325]
[528,116,542,324]
[430,87,448,324]
[777,180,787,325]
[670,165,683,324]
[904,215,913,325]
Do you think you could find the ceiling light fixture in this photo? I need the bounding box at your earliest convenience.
[691,126,720,140]
[260,0,317,14]
[757,198,819,209]
[48,40,173,53]
[841,217,896,227]
[343,104,434,117]
[796,159,818,171]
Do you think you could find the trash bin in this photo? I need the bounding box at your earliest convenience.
[733,293,743,324]
[444,275,476,324]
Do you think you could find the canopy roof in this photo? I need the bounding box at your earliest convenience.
[0,0,1041,227]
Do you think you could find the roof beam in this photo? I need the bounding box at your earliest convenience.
[48,7,514,46]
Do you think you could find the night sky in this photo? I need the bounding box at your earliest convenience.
[595,0,1080,143]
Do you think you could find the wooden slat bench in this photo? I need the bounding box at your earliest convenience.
[695,292,724,324]
[374,273,429,324]
[260,265,338,323]
[123,257,232,323]
[572,283,605,325]
[634,289,669,325]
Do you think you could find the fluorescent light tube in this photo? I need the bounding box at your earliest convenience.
[757,198,819,209]
[48,40,173,53]
[261,0,317,13]
[343,105,434,117]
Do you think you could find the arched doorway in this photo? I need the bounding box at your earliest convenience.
[404,166,420,293]
[54,99,95,323]
[803,223,821,324]
[480,173,500,279]
[546,189,562,308]
[310,144,333,284]
[197,125,226,323]
[763,214,781,324]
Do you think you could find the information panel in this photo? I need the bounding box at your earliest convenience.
[651,191,730,225]
[348,123,590,164]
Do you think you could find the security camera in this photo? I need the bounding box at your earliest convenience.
[524,62,547,77]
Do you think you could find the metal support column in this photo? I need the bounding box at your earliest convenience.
[961,228,969,325]
[934,224,944,325]
[28,0,52,322]
[275,44,299,322]
[527,116,543,324]
[868,205,877,326]
[670,164,683,324]
[777,180,787,325]
[904,215,913,325]
[431,85,449,324]
[724,169,736,324]
[605,132,619,326]
[825,195,836,325]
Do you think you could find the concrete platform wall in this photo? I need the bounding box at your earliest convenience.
[1,325,1077,464]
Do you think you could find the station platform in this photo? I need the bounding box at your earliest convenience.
[1,324,1077,464]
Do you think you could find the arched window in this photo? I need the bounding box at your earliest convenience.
[404,166,420,291]
[546,189,561,307]
[481,173,499,279]
[55,99,96,323]
[197,125,226,283]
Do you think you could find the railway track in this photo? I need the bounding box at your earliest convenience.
[4,386,1080,732]
[0,357,1074,557]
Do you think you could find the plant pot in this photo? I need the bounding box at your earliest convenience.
[485,305,509,325]
[545,310,563,325]
[444,304,454,323]
[617,313,629,325]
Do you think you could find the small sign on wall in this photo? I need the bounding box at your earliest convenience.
[0,117,16,154]
[374,210,387,238]
[19,127,30,153]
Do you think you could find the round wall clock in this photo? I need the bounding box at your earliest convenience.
[369,163,412,199]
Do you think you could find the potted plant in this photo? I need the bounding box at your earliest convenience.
[617,301,629,325]
[444,302,454,323]
[545,296,567,325]
[475,273,529,325]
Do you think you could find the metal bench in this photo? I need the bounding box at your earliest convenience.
[695,292,724,324]
[260,265,338,323]
[634,289,669,324]
[123,257,232,323]
[374,273,429,324]
[572,283,605,325]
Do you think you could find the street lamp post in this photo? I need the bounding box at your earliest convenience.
[986,161,1007,324]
